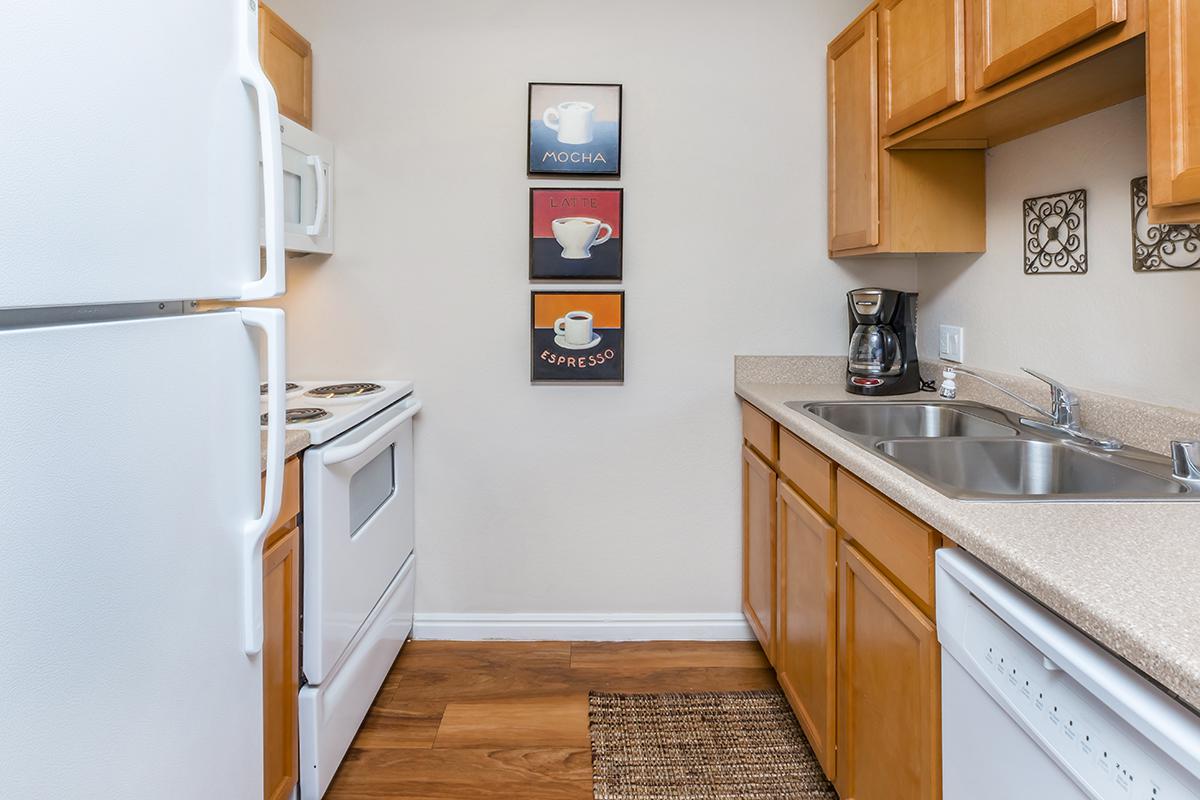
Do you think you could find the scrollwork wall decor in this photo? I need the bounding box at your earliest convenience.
[1130,176,1200,272]
[1023,189,1088,274]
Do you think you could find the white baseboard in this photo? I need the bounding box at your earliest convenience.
[412,612,755,642]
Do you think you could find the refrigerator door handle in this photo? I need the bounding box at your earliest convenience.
[306,154,328,236]
[239,307,287,655]
[237,0,285,301]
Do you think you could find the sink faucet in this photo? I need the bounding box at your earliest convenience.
[940,365,1123,450]
[1173,441,1200,481]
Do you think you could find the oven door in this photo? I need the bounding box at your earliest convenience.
[262,117,334,255]
[302,396,417,685]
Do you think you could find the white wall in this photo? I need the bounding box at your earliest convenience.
[917,98,1200,412]
[269,0,915,616]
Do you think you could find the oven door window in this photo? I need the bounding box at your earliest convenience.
[348,445,396,536]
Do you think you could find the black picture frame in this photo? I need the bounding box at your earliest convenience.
[529,187,624,281]
[527,82,622,177]
[530,290,625,384]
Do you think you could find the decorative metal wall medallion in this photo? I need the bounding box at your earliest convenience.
[1023,189,1088,274]
[1130,176,1200,272]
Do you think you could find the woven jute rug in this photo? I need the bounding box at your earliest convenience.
[588,690,837,800]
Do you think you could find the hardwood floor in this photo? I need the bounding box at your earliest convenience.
[325,640,776,799]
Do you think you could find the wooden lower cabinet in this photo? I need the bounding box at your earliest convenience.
[262,523,300,800]
[740,406,942,795]
[836,540,940,800]
[742,444,778,663]
[260,456,302,800]
[776,483,838,779]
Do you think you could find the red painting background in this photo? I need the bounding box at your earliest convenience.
[531,189,622,239]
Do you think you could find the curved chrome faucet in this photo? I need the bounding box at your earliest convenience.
[940,365,1123,450]
[1172,441,1200,481]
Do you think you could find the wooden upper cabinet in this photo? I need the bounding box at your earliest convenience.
[973,0,1126,89]
[742,444,778,663]
[837,541,940,800]
[776,483,838,781]
[828,11,880,252]
[880,0,965,134]
[259,2,313,129]
[1147,0,1200,218]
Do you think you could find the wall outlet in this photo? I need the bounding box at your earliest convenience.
[939,324,965,362]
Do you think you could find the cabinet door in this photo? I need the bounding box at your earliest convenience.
[1147,0,1200,214]
[973,0,1126,89]
[263,524,300,800]
[260,2,313,128]
[776,483,838,780]
[881,0,965,134]
[742,444,777,663]
[828,12,880,252]
[836,542,939,800]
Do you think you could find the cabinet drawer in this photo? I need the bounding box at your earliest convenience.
[742,402,778,462]
[836,469,937,614]
[263,457,301,543]
[779,428,836,518]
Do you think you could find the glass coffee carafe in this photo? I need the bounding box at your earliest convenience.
[848,323,903,376]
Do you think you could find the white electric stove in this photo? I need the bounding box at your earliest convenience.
[259,379,415,444]
[261,378,420,799]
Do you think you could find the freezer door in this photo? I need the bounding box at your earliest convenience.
[1,0,284,308]
[0,311,274,798]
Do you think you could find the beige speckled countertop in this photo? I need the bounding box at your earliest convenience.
[261,430,311,472]
[735,356,1200,711]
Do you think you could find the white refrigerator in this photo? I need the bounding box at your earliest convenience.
[1,2,290,797]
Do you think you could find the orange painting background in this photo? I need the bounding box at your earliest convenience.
[533,294,622,329]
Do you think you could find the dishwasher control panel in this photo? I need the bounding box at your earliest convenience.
[961,600,1196,800]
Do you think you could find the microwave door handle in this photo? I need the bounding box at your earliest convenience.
[321,401,422,467]
[305,154,327,236]
[238,307,287,655]
[237,0,285,301]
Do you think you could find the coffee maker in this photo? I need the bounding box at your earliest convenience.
[845,288,921,395]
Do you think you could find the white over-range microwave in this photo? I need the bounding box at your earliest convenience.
[260,117,334,255]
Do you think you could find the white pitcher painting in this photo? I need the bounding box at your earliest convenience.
[528,83,622,176]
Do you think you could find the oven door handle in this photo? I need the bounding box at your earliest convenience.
[321,400,422,467]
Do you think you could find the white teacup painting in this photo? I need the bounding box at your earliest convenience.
[543,101,595,145]
[532,291,625,383]
[530,188,623,280]
[528,82,621,176]
[551,218,612,259]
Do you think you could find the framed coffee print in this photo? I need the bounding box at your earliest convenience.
[530,188,623,280]
[531,291,624,383]
[528,82,622,176]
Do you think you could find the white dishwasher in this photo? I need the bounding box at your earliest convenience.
[936,548,1200,799]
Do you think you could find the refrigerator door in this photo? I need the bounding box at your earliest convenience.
[1,0,284,309]
[0,310,282,798]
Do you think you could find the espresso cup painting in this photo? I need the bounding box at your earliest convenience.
[531,292,624,383]
[553,311,596,347]
[529,83,621,176]
[530,188,622,280]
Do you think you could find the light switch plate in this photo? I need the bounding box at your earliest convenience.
[939,324,964,362]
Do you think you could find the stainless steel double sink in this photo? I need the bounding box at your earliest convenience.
[785,400,1197,502]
